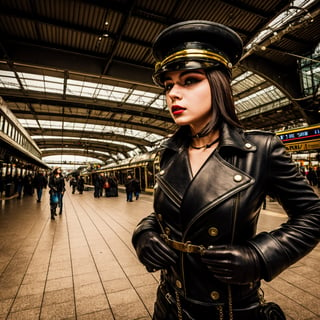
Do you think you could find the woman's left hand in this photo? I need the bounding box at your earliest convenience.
[201,244,261,285]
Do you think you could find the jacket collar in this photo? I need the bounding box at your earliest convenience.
[161,122,256,153]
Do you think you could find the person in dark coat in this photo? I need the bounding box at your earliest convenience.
[125,175,134,202]
[48,167,65,219]
[23,173,34,196]
[92,171,103,198]
[307,167,317,186]
[77,176,85,194]
[132,20,320,320]
[70,177,77,194]
[16,174,24,199]
[132,178,141,200]
[33,171,48,202]
[108,176,118,197]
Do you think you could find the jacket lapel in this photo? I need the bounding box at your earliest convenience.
[157,123,256,230]
[181,152,254,230]
[156,149,192,208]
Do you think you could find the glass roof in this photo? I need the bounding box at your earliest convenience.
[41,147,111,157]
[0,0,316,170]
[42,155,104,172]
[232,71,289,114]
[0,65,293,168]
[18,119,164,143]
[32,135,137,149]
[0,69,166,110]
[0,68,289,121]
[245,0,317,50]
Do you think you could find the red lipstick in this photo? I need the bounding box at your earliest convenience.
[171,105,186,115]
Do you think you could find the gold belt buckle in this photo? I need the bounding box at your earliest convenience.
[161,234,205,255]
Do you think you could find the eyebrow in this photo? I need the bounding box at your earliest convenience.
[163,69,205,82]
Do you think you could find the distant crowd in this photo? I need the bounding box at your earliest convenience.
[90,172,119,198]
[0,171,48,200]
[299,166,320,187]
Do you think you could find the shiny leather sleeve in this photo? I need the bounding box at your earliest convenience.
[249,134,320,281]
[132,213,160,248]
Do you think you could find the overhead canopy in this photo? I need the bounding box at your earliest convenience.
[0,0,319,166]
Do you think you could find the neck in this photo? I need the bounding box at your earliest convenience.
[190,131,220,150]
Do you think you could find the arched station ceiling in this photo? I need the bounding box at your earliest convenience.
[0,0,319,165]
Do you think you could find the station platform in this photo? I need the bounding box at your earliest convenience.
[0,185,319,320]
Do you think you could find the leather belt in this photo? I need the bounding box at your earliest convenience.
[161,234,206,255]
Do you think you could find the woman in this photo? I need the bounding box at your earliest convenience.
[48,167,65,219]
[132,21,320,320]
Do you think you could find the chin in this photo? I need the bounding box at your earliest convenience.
[173,117,189,126]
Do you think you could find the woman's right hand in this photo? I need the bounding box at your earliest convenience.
[135,231,178,272]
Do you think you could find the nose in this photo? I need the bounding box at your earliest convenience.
[167,83,182,101]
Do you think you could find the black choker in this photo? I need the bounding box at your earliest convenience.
[191,132,211,138]
[190,136,220,150]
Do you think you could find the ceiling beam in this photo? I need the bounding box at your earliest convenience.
[241,54,311,124]
[0,92,171,122]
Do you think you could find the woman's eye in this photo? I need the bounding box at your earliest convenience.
[164,83,173,92]
[184,77,200,86]
[163,76,202,92]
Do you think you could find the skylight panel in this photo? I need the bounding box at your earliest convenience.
[0,70,20,89]
[32,135,137,148]
[237,97,290,120]
[80,86,96,98]
[67,83,84,96]
[44,79,63,94]
[66,79,99,98]
[43,154,104,164]
[18,118,39,128]
[150,95,166,109]
[49,121,63,129]
[21,119,165,142]
[232,72,268,96]
[20,78,44,92]
[17,72,45,92]
[0,70,15,77]
[42,148,110,157]
[16,72,64,94]
[145,133,164,142]
[97,84,129,102]
[235,86,288,112]
[126,90,159,106]
[70,122,86,130]
[231,71,253,84]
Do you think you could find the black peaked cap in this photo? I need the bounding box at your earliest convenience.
[152,20,243,86]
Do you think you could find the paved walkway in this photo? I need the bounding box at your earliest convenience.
[0,186,319,320]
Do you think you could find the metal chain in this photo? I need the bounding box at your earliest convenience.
[228,285,233,320]
[258,287,266,304]
[175,290,183,320]
[216,305,224,320]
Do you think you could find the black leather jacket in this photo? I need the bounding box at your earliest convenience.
[132,123,320,308]
[49,174,65,194]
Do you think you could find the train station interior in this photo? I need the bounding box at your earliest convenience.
[0,0,320,319]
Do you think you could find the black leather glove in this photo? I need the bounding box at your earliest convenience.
[201,244,261,285]
[134,231,178,272]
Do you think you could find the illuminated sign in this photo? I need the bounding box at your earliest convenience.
[278,127,320,143]
[276,125,320,152]
[284,141,320,152]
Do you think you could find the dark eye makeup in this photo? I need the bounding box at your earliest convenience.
[163,71,206,92]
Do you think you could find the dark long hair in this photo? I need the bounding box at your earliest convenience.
[195,69,242,137]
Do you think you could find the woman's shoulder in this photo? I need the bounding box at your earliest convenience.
[243,128,275,137]
[242,129,284,152]
[243,129,277,142]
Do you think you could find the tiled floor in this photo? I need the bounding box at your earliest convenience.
[0,186,319,320]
